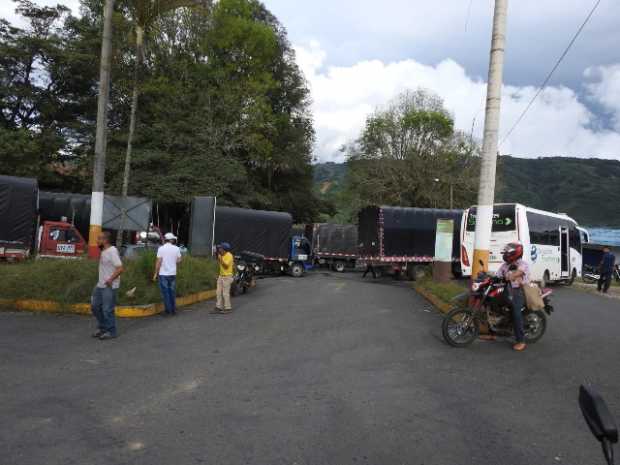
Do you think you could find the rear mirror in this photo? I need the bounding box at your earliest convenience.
[579,384,618,464]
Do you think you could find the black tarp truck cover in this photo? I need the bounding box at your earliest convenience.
[311,223,358,258]
[39,191,91,238]
[0,175,38,250]
[214,207,292,260]
[358,206,463,262]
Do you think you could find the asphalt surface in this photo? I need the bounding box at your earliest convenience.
[1,272,619,465]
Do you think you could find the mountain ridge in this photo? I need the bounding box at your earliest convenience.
[313,156,620,227]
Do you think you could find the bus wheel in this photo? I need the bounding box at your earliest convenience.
[540,270,550,288]
[567,268,577,286]
[334,261,346,273]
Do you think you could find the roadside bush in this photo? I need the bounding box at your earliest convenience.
[0,253,217,307]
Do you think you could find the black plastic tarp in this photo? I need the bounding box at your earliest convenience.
[39,191,91,238]
[358,206,463,260]
[0,175,38,248]
[312,223,358,257]
[213,206,292,259]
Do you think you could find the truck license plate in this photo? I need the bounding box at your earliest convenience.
[57,244,76,254]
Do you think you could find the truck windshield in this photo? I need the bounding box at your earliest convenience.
[466,205,516,233]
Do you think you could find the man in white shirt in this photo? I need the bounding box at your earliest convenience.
[92,231,124,340]
[153,233,182,316]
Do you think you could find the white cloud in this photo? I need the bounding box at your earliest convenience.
[295,41,620,162]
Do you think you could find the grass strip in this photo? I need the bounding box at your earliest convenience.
[0,252,217,308]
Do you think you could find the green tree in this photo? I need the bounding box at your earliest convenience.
[344,89,480,213]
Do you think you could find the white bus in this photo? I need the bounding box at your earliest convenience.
[460,203,583,286]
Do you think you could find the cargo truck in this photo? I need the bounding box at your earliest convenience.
[189,199,313,277]
[357,206,463,279]
[0,175,86,260]
[306,223,358,272]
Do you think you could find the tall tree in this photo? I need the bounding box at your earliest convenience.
[344,89,480,214]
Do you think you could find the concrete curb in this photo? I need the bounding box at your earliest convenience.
[413,285,453,314]
[0,289,217,318]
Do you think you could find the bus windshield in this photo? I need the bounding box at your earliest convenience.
[466,205,516,233]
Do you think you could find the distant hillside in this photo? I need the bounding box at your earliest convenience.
[313,156,620,227]
[313,162,347,196]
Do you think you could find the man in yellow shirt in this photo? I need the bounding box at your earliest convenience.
[213,242,234,314]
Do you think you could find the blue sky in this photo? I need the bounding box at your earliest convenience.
[3,0,620,162]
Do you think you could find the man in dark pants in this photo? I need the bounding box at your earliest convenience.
[598,246,616,294]
[91,231,124,340]
[362,263,377,279]
[496,242,530,352]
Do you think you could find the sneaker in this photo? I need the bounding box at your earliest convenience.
[92,330,104,338]
[220,309,233,314]
[98,332,117,340]
[209,308,223,314]
[513,342,527,352]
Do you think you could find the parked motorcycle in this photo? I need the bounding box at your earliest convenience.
[580,384,618,465]
[583,264,620,285]
[442,270,554,348]
[231,251,263,297]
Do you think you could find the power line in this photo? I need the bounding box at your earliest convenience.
[500,0,602,146]
[465,0,474,32]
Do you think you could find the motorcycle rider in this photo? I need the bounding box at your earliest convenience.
[496,242,530,352]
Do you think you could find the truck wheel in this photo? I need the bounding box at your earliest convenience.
[334,261,346,273]
[290,263,304,278]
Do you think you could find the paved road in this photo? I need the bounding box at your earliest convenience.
[1,272,619,465]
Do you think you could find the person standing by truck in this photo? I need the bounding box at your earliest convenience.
[212,243,234,314]
[153,233,182,316]
[598,246,616,294]
[91,231,124,340]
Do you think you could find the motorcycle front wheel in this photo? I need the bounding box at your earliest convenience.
[523,310,547,344]
[442,307,480,348]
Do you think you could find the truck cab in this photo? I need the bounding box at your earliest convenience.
[37,221,87,258]
[288,235,313,277]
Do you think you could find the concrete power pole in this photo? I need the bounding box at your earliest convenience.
[472,0,508,277]
[88,0,115,258]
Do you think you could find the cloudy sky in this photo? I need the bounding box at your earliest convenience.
[3,0,620,162]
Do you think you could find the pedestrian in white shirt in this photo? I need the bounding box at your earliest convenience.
[153,233,182,316]
[92,231,124,340]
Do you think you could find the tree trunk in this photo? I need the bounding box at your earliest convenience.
[117,25,144,248]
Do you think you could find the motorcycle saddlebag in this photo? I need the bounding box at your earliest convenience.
[523,283,545,311]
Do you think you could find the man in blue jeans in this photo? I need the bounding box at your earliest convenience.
[91,231,124,340]
[598,246,616,294]
[153,232,182,315]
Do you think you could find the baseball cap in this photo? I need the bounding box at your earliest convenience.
[164,232,177,241]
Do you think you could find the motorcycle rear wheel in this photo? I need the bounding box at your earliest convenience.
[442,307,480,348]
[523,310,547,344]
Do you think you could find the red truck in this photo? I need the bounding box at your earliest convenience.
[0,175,86,261]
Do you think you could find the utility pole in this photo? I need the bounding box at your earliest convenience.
[472,0,508,276]
[88,0,115,258]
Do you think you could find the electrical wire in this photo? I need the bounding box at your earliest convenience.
[500,0,602,146]
[465,0,474,32]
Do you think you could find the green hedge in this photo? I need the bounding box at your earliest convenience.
[0,252,217,306]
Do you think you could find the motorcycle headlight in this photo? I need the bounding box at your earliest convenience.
[471,282,481,292]
[237,264,246,271]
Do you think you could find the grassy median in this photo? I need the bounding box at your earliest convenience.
[0,252,217,307]
[414,277,467,306]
